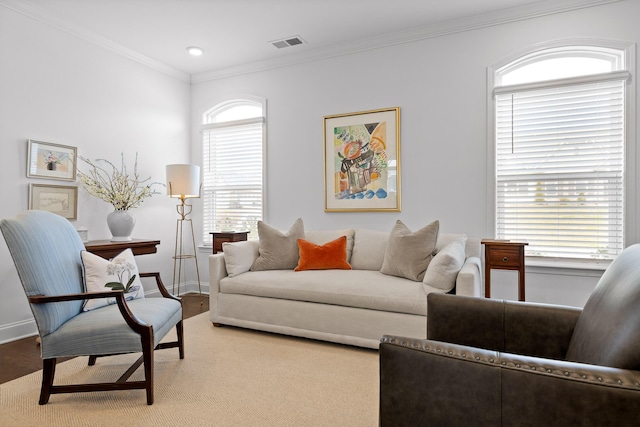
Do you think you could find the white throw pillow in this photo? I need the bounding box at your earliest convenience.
[81,248,145,311]
[304,229,355,263]
[223,240,260,277]
[422,240,466,292]
[350,229,389,270]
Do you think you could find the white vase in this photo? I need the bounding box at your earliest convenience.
[107,210,135,242]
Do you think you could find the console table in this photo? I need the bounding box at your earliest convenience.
[481,239,528,301]
[84,239,160,259]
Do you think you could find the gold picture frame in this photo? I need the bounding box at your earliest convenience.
[323,107,401,212]
[27,139,77,181]
[29,184,78,220]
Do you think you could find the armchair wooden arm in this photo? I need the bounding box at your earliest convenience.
[139,272,181,302]
[28,290,149,335]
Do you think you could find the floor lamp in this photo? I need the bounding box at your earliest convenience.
[166,164,202,297]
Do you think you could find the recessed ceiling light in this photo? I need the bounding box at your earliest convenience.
[187,46,204,56]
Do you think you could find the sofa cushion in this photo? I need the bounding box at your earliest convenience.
[350,228,389,270]
[223,240,259,277]
[304,229,355,263]
[295,236,352,271]
[220,270,431,316]
[380,220,439,281]
[436,234,467,252]
[566,244,640,370]
[251,218,304,271]
[422,240,466,292]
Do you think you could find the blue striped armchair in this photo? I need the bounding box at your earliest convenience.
[0,210,184,405]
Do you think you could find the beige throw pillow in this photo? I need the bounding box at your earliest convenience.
[380,219,439,281]
[250,218,304,271]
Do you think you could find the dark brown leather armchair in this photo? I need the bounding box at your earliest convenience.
[380,244,640,427]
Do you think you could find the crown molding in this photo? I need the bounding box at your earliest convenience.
[0,0,191,83]
[191,0,623,84]
[0,0,623,85]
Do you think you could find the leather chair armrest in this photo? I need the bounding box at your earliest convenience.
[380,335,640,426]
[500,353,640,426]
[380,336,501,427]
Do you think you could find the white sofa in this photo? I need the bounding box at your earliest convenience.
[209,228,482,349]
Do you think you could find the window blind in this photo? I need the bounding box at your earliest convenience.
[495,78,625,261]
[202,118,264,243]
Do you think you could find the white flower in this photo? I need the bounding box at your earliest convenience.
[78,153,162,210]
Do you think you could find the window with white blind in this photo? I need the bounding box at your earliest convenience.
[202,99,265,243]
[492,46,630,263]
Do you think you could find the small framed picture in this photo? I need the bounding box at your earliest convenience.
[27,139,77,181]
[324,107,401,212]
[29,184,78,220]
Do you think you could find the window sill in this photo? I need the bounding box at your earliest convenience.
[525,258,609,277]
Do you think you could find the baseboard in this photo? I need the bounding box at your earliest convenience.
[0,318,37,344]
[144,281,210,297]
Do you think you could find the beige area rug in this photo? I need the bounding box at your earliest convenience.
[0,312,379,426]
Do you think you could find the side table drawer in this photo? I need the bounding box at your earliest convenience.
[210,231,249,253]
[487,247,522,268]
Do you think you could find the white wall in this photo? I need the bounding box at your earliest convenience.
[191,1,639,308]
[1,1,637,344]
[0,7,191,342]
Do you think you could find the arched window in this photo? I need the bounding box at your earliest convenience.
[491,44,631,263]
[201,98,265,242]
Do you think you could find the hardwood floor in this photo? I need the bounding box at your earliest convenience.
[0,293,209,385]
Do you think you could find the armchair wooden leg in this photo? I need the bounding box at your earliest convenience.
[142,332,154,405]
[176,320,184,360]
[39,358,56,405]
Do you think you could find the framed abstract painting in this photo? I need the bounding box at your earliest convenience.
[323,107,400,212]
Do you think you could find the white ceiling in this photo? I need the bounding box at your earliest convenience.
[4,0,617,80]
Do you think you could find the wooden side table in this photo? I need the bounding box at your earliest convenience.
[210,231,249,253]
[84,239,160,259]
[481,239,528,301]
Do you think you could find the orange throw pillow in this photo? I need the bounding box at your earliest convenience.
[294,236,352,271]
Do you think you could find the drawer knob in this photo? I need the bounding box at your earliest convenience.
[503,257,509,262]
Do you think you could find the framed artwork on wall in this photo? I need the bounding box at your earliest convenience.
[27,139,77,181]
[29,183,78,220]
[323,107,401,212]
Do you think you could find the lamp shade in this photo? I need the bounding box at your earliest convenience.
[166,164,200,198]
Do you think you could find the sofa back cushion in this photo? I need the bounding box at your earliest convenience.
[565,243,640,369]
[350,228,389,270]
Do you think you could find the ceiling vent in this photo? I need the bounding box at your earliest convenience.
[270,36,305,49]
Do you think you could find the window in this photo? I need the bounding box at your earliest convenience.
[492,45,631,263]
[202,99,265,243]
